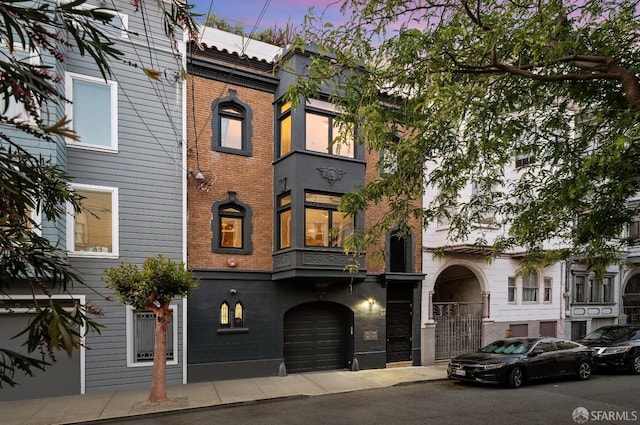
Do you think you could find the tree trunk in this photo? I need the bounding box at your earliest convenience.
[147,303,171,403]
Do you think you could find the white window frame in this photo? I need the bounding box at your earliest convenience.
[65,72,118,152]
[3,44,40,124]
[508,276,517,303]
[543,277,553,303]
[60,1,129,39]
[28,202,42,236]
[126,304,178,367]
[66,183,119,258]
[522,271,539,303]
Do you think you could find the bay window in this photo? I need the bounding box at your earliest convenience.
[305,99,354,158]
[304,192,353,248]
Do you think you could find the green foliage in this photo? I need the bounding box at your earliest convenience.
[103,255,199,309]
[0,0,198,389]
[288,0,640,270]
[203,12,299,47]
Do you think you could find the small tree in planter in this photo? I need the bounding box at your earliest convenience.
[103,255,198,402]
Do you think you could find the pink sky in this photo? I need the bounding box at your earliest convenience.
[188,0,347,31]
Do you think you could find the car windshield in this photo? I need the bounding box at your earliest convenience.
[582,327,632,341]
[479,340,533,355]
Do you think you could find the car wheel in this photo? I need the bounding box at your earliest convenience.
[631,354,640,375]
[507,366,524,388]
[576,360,592,380]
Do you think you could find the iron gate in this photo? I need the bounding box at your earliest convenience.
[433,302,483,360]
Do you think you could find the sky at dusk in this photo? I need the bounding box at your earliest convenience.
[187,0,348,33]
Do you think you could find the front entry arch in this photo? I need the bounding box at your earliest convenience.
[283,302,352,373]
[432,265,483,360]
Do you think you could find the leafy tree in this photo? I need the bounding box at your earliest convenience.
[0,0,197,388]
[103,255,198,403]
[287,0,640,271]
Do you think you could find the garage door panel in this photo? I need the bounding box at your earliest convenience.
[0,313,81,401]
[284,303,347,373]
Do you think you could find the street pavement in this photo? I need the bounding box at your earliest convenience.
[1,363,449,425]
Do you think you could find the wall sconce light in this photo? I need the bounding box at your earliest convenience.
[227,258,237,267]
[367,297,376,312]
[229,288,237,295]
[195,171,204,180]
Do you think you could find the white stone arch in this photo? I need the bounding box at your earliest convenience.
[425,258,490,295]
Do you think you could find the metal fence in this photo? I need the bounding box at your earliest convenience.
[434,302,483,361]
[624,306,640,325]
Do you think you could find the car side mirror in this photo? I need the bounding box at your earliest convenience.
[529,349,544,357]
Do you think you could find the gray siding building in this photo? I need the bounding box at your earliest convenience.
[1,0,187,400]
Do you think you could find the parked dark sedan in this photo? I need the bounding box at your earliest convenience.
[447,337,594,388]
[576,325,640,374]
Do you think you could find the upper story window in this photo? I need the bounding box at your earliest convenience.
[515,153,535,169]
[305,99,354,158]
[508,276,516,303]
[67,184,119,257]
[96,11,128,39]
[471,181,496,226]
[575,275,586,303]
[522,271,539,302]
[278,101,292,157]
[574,274,615,304]
[2,45,40,124]
[543,277,553,303]
[304,191,353,248]
[278,193,292,250]
[602,276,613,303]
[628,216,640,244]
[211,191,253,254]
[62,1,128,38]
[65,72,118,152]
[211,90,252,156]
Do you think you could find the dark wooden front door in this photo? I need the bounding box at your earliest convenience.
[386,301,412,362]
[386,283,413,363]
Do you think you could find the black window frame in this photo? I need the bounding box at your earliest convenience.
[304,100,355,159]
[277,101,292,158]
[277,192,292,250]
[211,89,253,156]
[211,191,253,254]
[304,191,353,248]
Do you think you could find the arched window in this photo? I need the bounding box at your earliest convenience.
[218,300,247,331]
[212,191,253,254]
[234,302,244,327]
[387,228,414,273]
[211,89,253,156]
[220,302,230,327]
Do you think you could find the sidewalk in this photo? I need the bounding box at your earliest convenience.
[1,363,449,425]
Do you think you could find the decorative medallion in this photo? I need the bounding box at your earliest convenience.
[318,166,346,185]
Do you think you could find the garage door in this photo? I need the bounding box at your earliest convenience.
[284,302,347,373]
[0,312,81,401]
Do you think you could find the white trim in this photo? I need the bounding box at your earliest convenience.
[59,1,129,39]
[125,304,179,367]
[65,72,118,152]
[182,297,187,384]
[180,28,189,385]
[0,294,86,394]
[66,183,119,258]
[3,44,40,124]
